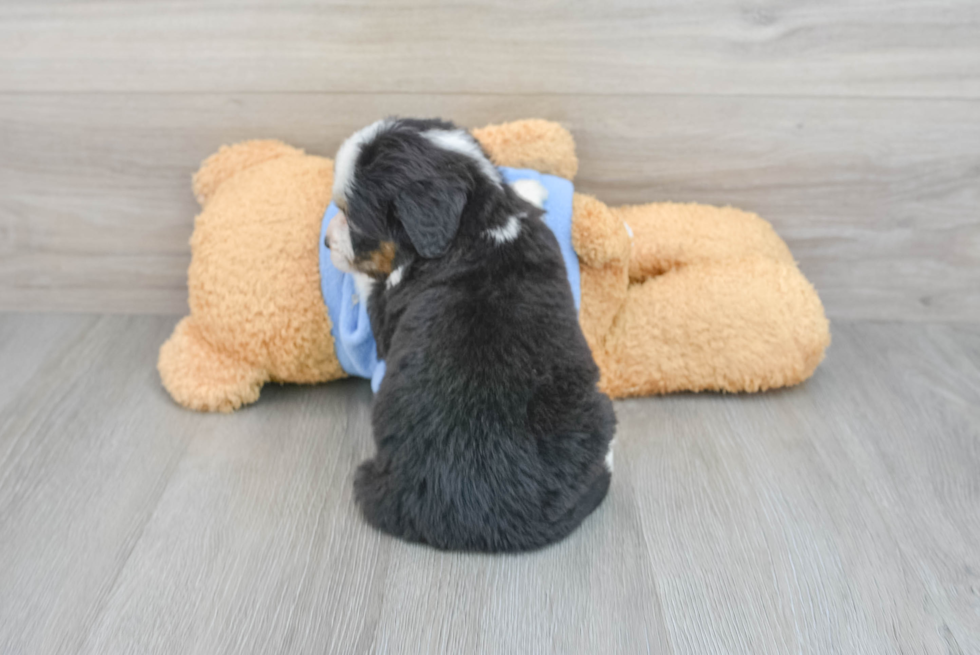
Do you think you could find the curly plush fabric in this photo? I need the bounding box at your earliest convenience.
[159,120,830,412]
[573,199,829,397]
[159,142,345,412]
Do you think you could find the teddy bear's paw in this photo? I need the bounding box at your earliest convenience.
[511,179,549,209]
[158,317,270,412]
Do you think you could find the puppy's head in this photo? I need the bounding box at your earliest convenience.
[325,118,502,275]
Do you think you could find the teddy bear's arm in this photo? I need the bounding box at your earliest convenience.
[471,120,578,181]
[571,193,632,269]
[614,202,795,282]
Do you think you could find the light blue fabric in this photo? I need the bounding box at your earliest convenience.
[318,204,384,387]
[500,168,580,311]
[319,167,579,392]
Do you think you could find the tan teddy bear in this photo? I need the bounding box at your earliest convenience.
[158,119,829,412]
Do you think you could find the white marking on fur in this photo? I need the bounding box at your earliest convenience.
[604,439,616,472]
[333,118,393,203]
[623,222,634,239]
[352,272,375,307]
[386,264,406,289]
[422,129,502,187]
[326,212,356,273]
[484,215,522,244]
[512,178,548,208]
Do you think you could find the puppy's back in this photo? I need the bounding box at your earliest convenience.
[357,216,615,552]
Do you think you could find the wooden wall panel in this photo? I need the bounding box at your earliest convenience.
[2,93,977,319]
[1,0,978,97]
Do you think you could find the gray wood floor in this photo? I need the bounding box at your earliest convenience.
[1,313,978,654]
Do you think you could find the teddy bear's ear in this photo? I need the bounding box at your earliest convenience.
[471,120,578,181]
[394,178,467,258]
[192,140,304,206]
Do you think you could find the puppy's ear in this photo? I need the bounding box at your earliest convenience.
[394,178,467,258]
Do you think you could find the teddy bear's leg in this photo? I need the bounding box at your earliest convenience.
[614,202,795,281]
[158,316,270,413]
[596,255,830,398]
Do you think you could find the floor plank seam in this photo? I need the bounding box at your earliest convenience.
[75,434,193,650]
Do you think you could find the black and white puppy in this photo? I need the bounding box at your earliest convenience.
[325,118,615,552]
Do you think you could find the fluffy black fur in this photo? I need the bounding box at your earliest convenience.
[337,118,615,552]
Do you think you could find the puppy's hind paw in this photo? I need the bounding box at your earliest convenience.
[354,460,384,506]
[353,459,400,531]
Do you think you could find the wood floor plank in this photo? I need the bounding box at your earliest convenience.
[364,486,671,654]
[77,380,393,655]
[0,314,91,416]
[0,314,198,655]
[78,381,672,655]
[617,321,980,654]
[3,314,978,654]
[2,93,978,320]
[1,0,977,97]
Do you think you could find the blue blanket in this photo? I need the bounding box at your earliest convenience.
[318,167,579,392]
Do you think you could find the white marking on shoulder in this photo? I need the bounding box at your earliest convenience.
[422,128,502,187]
[511,178,548,209]
[604,439,616,473]
[333,118,393,202]
[386,264,407,289]
[352,272,375,307]
[623,222,634,239]
[484,215,522,244]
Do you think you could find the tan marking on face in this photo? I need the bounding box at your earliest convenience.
[356,241,396,276]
